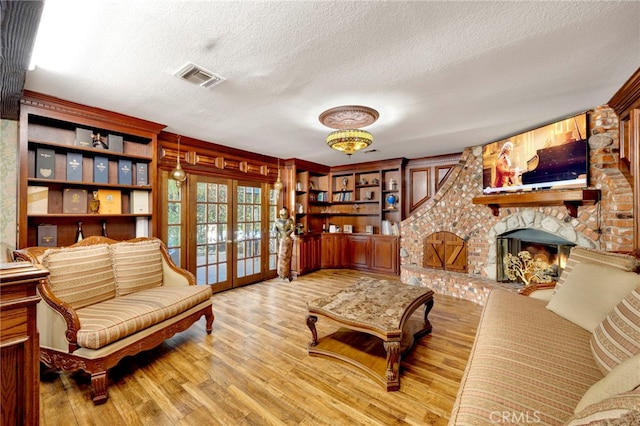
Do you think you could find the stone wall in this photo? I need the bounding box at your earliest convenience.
[400,106,634,305]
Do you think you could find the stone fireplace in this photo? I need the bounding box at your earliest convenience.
[496,227,575,283]
[400,106,634,305]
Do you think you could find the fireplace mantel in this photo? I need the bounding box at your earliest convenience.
[472,189,600,218]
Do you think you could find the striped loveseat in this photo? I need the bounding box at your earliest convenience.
[449,248,640,425]
[14,236,214,404]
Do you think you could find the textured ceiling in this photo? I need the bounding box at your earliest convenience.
[23,1,640,166]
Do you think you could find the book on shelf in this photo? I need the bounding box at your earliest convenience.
[130,190,149,214]
[97,189,122,214]
[37,224,57,247]
[27,186,48,214]
[35,148,55,179]
[136,163,148,186]
[63,188,88,214]
[135,217,149,238]
[93,156,109,183]
[108,134,123,153]
[118,159,132,185]
[66,153,83,181]
[75,128,93,147]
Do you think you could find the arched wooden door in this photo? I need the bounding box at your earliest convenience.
[423,231,467,272]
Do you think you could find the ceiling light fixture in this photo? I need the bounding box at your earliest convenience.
[319,105,379,156]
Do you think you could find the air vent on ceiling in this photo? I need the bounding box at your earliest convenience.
[174,62,225,88]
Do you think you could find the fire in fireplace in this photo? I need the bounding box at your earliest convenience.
[496,229,574,283]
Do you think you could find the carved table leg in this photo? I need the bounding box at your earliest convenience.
[383,341,401,382]
[91,370,109,405]
[205,310,215,334]
[423,298,434,334]
[306,315,318,347]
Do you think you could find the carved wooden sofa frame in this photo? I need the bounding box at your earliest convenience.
[14,236,214,404]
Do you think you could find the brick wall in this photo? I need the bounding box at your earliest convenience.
[400,106,634,304]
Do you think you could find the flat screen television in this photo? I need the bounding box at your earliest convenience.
[482,112,589,194]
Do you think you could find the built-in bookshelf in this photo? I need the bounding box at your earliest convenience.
[18,91,164,248]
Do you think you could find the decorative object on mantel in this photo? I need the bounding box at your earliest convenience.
[319,105,379,156]
[503,251,554,286]
[170,135,187,187]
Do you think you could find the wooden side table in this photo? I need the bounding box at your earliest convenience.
[1,262,48,426]
[306,278,434,391]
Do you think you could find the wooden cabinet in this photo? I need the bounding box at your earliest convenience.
[1,262,49,426]
[292,234,321,276]
[348,234,371,270]
[321,233,347,268]
[18,91,165,248]
[369,235,399,274]
[347,234,399,274]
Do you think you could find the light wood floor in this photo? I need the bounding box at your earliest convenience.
[39,270,482,426]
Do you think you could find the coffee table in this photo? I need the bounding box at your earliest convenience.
[306,278,434,391]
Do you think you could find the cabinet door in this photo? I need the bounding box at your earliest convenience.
[348,235,370,270]
[370,236,399,274]
[321,234,334,268]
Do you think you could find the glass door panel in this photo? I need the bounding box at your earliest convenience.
[193,176,232,292]
[234,182,264,286]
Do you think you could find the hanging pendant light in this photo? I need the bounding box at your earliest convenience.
[273,158,284,192]
[170,135,187,187]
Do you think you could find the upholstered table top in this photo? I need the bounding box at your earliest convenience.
[307,278,434,334]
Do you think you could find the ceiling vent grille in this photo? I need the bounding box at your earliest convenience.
[174,62,225,88]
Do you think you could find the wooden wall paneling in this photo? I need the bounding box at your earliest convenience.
[409,167,430,212]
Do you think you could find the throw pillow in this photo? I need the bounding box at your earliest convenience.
[591,288,640,374]
[110,240,163,296]
[546,262,640,332]
[41,244,115,309]
[565,389,640,426]
[574,353,640,413]
[556,248,640,290]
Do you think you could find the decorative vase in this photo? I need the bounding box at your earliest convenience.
[89,191,100,213]
[386,194,397,209]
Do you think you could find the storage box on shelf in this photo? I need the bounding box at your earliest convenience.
[19,91,165,248]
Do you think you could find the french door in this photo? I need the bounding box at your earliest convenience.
[162,172,277,293]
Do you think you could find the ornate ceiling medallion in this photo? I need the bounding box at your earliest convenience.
[319,105,379,156]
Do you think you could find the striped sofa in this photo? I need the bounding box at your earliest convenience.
[14,236,214,405]
[449,248,640,425]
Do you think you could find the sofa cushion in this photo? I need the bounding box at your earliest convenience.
[590,288,640,374]
[564,389,640,426]
[110,240,163,296]
[546,262,640,332]
[556,248,640,291]
[574,353,640,413]
[41,244,115,309]
[75,285,212,349]
[449,289,603,426]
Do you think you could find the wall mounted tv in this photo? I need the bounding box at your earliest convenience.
[482,112,589,194]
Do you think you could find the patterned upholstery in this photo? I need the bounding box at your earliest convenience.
[564,389,640,426]
[110,240,163,296]
[76,285,212,349]
[449,289,604,426]
[590,288,640,374]
[41,244,116,309]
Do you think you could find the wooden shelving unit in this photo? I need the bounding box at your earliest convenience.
[18,91,164,248]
